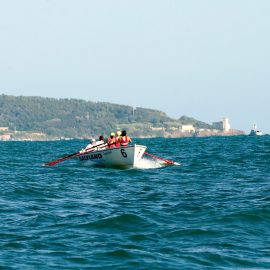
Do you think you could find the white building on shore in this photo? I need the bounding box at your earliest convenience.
[0,127,9,131]
[0,134,11,141]
[212,118,231,132]
[181,124,195,133]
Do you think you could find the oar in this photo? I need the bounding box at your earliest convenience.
[42,143,106,166]
[43,151,86,166]
[144,152,180,165]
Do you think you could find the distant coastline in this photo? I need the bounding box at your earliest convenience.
[0,129,245,142]
[0,94,245,141]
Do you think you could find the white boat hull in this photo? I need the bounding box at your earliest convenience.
[77,144,147,168]
[249,124,266,136]
[249,130,265,136]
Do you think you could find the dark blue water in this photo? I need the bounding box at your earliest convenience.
[1,136,270,269]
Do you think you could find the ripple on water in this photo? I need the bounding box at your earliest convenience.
[0,137,270,269]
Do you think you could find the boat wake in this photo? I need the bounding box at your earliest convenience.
[80,156,180,170]
[134,158,166,169]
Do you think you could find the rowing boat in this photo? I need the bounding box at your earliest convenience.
[77,144,147,168]
[43,143,179,168]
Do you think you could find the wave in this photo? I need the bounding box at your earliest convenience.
[77,213,153,231]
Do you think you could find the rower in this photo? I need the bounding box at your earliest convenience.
[120,130,132,146]
[84,138,97,151]
[107,132,116,148]
[84,136,106,152]
[115,131,122,148]
[96,135,107,150]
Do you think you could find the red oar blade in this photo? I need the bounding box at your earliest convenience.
[144,152,180,166]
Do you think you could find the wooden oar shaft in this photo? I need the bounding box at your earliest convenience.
[43,143,106,166]
[43,151,83,166]
[144,152,175,165]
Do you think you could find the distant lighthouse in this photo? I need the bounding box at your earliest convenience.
[222,117,231,132]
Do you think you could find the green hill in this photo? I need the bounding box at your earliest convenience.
[0,94,212,138]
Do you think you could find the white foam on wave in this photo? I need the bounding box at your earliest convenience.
[134,158,165,169]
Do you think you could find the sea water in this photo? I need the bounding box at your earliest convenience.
[0,136,270,269]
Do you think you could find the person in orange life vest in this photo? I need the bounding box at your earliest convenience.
[120,130,132,146]
[115,131,122,148]
[107,132,116,148]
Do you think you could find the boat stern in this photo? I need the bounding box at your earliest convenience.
[133,144,147,165]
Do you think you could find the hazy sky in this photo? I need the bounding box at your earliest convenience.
[1,0,269,132]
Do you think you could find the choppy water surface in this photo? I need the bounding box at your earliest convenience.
[0,136,270,269]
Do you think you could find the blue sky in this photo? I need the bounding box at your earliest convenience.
[0,0,269,133]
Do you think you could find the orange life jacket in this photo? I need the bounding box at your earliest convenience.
[120,136,130,146]
[107,137,116,148]
[115,136,121,147]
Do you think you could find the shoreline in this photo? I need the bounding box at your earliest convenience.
[0,132,246,142]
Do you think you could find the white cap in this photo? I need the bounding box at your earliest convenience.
[91,138,96,142]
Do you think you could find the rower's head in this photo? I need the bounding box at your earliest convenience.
[116,131,121,136]
[91,138,96,143]
[110,132,115,138]
[122,130,127,136]
[99,135,104,141]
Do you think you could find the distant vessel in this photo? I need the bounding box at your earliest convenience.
[249,124,265,136]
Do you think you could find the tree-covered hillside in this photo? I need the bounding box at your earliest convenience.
[0,95,212,138]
